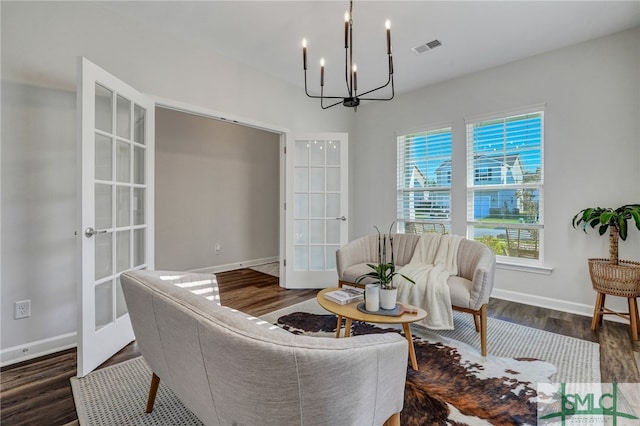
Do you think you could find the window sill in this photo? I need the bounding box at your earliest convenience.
[496,259,553,275]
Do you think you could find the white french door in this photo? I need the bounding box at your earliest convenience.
[77,58,155,377]
[284,133,348,288]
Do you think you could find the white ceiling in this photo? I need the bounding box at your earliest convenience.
[100,1,640,97]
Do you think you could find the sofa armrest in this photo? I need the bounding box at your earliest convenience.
[336,235,376,280]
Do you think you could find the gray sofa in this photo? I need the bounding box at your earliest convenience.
[120,270,408,426]
[336,234,496,356]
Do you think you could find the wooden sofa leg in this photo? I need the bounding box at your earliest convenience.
[383,412,400,426]
[145,373,160,413]
[480,305,488,357]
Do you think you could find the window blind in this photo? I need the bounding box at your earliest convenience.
[397,127,452,232]
[466,110,544,262]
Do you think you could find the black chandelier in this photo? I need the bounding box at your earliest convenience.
[302,0,394,110]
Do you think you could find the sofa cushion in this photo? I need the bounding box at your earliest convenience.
[341,263,381,285]
[447,276,473,309]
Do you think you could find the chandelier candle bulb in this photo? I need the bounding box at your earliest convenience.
[344,11,349,48]
[302,38,307,70]
[353,65,357,91]
[386,20,391,54]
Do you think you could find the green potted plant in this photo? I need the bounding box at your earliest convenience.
[571,204,640,297]
[572,204,640,265]
[356,223,415,309]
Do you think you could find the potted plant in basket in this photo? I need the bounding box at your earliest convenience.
[571,204,640,294]
[355,223,415,309]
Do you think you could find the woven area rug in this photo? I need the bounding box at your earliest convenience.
[71,298,600,426]
[71,358,204,426]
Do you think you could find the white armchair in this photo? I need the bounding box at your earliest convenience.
[336,234,496,356]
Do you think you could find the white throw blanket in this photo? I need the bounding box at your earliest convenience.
[394,233,463,330]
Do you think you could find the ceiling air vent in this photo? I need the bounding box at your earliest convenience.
[411,39,442,55]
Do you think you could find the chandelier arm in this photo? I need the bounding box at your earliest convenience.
[321,82,348,109]
[359,80,394,101]
[307,93,352,100]
[305,69,351,100]
[321,99,345,109]
[357,75,393,98]
[348,0,354,97]
[303,69,315,98]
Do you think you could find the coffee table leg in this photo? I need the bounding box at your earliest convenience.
[345,318,353,337]
[402,323,418,370]
[335,315,343,338]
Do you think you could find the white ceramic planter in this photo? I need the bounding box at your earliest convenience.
[379,287,398,310]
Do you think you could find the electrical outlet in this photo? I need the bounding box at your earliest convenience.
[215,243,221,254]
[15,300,31,319]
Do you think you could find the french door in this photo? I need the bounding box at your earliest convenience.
[77,58,155,377]
[284,133,348,288]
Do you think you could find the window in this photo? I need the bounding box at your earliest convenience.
[466,107,544,262]
[397,126,452,234]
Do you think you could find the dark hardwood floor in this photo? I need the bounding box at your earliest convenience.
[1,268,638,425]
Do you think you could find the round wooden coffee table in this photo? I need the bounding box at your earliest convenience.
[317,287,427,370]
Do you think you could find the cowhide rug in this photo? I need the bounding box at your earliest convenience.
[276,312,557,426]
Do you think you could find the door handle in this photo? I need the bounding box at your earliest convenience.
[335,216,347,221]
[85,227,107,238]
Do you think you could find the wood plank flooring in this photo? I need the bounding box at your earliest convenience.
[1,268,638,425]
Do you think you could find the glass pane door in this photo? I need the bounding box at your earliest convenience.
[93,84,148,328]
[78,57,154,377]
[285,133,348,288]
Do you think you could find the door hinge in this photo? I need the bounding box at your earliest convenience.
[283,259,286,267]
[284,202,286,210]
[283,146,286,154]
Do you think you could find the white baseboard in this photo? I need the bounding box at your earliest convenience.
[1,332,77,367]
[189,256,279,275]
[492,288,627,324]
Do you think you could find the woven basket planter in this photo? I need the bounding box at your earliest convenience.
[588,258,640,298]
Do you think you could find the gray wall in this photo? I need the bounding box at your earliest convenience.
[1,1,352,359]
[351,27,640,314]
[155,108,279,271]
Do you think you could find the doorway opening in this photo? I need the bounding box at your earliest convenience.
[154,105,284,284]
